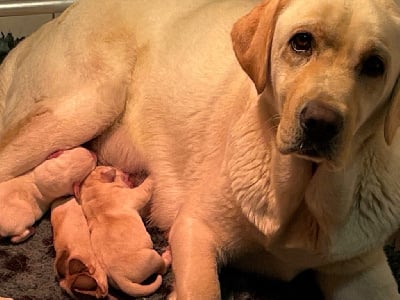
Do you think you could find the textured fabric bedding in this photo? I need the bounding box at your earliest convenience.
[0,213,327,300]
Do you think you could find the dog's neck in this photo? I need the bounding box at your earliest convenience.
[279,119,400,260]
[226,97,400,258]
[226,98,312,243]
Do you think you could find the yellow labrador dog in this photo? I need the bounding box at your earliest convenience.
[0,0,400,299]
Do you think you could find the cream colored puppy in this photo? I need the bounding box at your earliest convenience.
[78,166,170,297]
[0,147,96,243]
[51,196,108,299]
[1,0,400,299]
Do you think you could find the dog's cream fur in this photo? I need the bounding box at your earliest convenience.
[1,0,400,299]
[0,147,96,243]
[78,166,171,297]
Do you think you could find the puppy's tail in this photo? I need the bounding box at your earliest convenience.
[111,274,163,297]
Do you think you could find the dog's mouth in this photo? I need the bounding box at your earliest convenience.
[279,139,337,163]
[278,139,344,176]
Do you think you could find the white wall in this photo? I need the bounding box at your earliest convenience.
[0,14,54,38]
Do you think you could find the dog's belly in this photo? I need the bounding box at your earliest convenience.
[83,0,264,234]
[90,126,147,174]
[91,124,208,229]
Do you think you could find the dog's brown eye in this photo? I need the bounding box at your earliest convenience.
[361,55,385,77]
[290,32,313,54]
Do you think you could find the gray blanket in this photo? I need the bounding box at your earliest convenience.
[0,213,398,299]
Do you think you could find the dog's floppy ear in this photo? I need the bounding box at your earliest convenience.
[231,0,288,94]
[384,77,400,145]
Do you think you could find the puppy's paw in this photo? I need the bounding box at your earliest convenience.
[69,258,94,275]
[59,267,108,299]
[70,272,108,298]
[161,247,172,273]
[63,258,108,298]
[10,226,35,243]
[71,273,98,292]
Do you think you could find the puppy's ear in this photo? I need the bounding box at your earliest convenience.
[100,168,116,183]
[231,0,288,94]
[384,77,400,145]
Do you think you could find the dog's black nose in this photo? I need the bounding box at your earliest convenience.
[300,100,343,143]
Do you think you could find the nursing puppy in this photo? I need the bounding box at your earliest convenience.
[51,196,108,299]
[1,0,400,299]
[0,147,96,243]
[78,166,170,297]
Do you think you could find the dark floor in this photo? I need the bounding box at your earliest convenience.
[0,213,399,300]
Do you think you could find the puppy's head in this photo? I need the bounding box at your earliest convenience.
[82,166,130,189]
[232,0,400,168]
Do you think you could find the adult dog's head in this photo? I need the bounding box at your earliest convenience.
[232,0,400,168]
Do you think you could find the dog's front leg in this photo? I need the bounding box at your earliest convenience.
[168,211,221,299]
[316,249,400,300]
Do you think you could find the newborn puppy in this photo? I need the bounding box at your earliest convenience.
[0,147,96,243]
[79,166,171,297]
[51,196,108,299]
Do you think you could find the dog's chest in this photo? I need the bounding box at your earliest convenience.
[273,152,400,267]
[327,160,400,259]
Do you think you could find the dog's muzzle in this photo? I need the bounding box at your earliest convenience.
[295,100,343,160]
